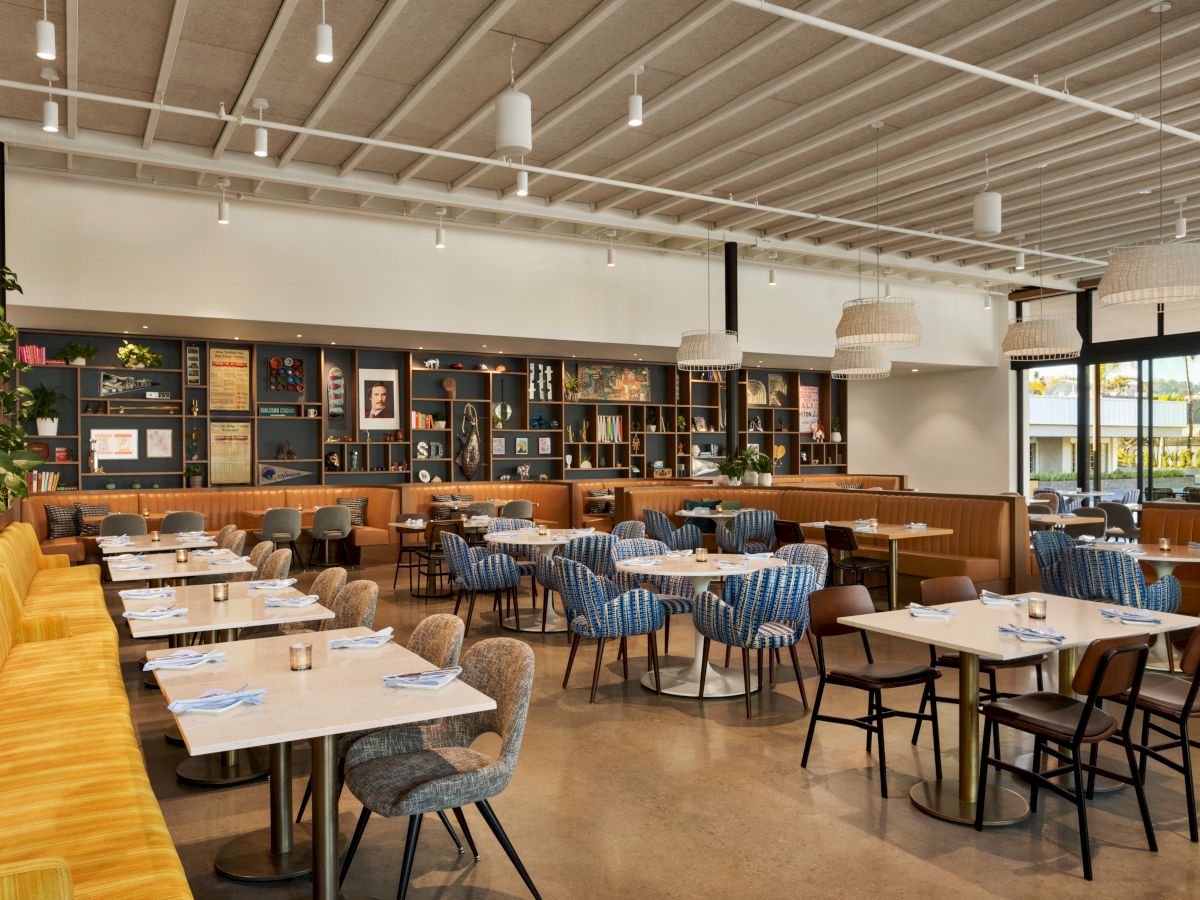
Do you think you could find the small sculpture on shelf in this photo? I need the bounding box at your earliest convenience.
[326,451,341,471]
[566,424,574,443]
[276,440,299,461]
[748,415,764,432]
[517,463,531,481]
[349,449,360,471]
[88,438,101,474]
[632,435,641,454]
[190,399,200,416]
[776,416,784,431]
[581,419,589,442]
[810,420,826,442]
[423,358,440,369]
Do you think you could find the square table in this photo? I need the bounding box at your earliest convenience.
[107,550,257,583]
[98,532,216,554]
[1028,513,1106,531]
[148,628,496,897]
[837,592,1197,826]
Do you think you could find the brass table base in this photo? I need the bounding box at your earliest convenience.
[910,779,1030,826]
[177,749,268,787]
[214,824,314,882]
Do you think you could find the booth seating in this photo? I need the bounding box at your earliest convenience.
[567,479,705,529]
[771,474,907,490]
[1139,503,1200,616]
[0,521,190,899]
[21,486,401,563]
[619,486,1026,597]
[401,481,571,527]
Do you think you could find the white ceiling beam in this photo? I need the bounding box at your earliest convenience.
[276,0,412,168]
[448,0,729,193]
[336,0,517,177]
[211,0,302,160]
[64,0,78,138]
[142,0,190,150]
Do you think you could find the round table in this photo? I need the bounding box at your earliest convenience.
[674,508,743,524]
[485,528,592,633]
[615,553,785,698]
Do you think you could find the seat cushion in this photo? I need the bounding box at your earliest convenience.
[349,525,389,547]
[346,746,498,817]
[1126,672,1199,717]
[982,692,1118,741]
[828,661,938,687]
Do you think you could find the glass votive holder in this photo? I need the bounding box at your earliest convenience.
[869,518,880,528]
[537,524,548,536]
[142,508,150,518]
[695,547,709,562]
[212,582,228,602]
[1028,596,1048,619]
[1159,537,1172,552]
[175,548,189,564]
[289,642,313,671]
[150,530,160,542]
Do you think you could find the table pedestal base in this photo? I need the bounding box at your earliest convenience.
[214,824,314,881]
[164,723,183,745]
[502,598,568,634]
[177,748,267,786]
[910,780,1029,826]
[639,661,759,698]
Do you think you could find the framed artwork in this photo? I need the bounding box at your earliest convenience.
[186,345,201,386]
[576,363,651,402]
[538,436,552,455]
[91,428,138,460]
[100,371,159,397]
[146,428,172,458]
[515,437,529,456]
[358,368,400,432]
[210,422,252,484]
[692,416,707,432]
[492,437,506,456]
[747,379,768,406]
[797,384,820,432]
[210,347,251,410]
[768,374,788,407]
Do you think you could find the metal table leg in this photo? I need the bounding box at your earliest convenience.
[888,540,900,610]
[311,734,338,900]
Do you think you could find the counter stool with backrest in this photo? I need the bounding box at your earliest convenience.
[773,519,803,547]
[500,499,533,520]
[974,634,1155,881]
[257,507,302,570]
[412,520,463,597]
[308,505,352,568]
[161,510,204,534]
[247,540,274,580]
[1097,501,1139,542]
[100,513,147,537]
[801,584,942,798]
[824,525,889,600]
[612,520,646,541]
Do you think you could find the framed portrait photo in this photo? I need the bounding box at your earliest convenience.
[358,368,400,432]
[515,437,529,456]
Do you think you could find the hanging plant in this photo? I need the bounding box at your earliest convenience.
[117,340,163,369]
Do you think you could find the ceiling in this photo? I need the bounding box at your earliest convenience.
[0,0,1196,290]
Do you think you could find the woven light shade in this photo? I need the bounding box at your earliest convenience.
[835,297,921,348]
[831,345,890,380]
[1001,317,1081,361]
[1097,242,1200,306]
[676,329,742,372]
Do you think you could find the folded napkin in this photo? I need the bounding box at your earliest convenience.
[909,602,956,618]
[384,666,463,690]
[470,514,490,521]
[1077,535,1097,543]
[666,549,694,557]
[209,555,251,566]
[264,594,319,607]
[690,508,712,516]
[906,522,927,529]
[1127,548,1147,555]
[999,625,1065,644]
[111,561,155,571]
[193,548,229,556]
[1058,513,1077,518]
[567,528,596,535]
[853,518,872,525]
[250,578,297,590]
[1189,541,1200,550]
[742,552,773,559]
[97,535,129,544]
[854,526,878,533]
[143,649,224,670]
[123,605,187,620]
[805,520,831,527]
[403,519,426,528]
[1100,607,1163,624]
[979,590,1026,607]
[107,553,144,562]
[168,687,266,714]
[173,531,208,540]
[715,561,747,571]
[489,531,518,539]
[119,586,175,599]
[624,557,663,567]
[330,626,394,649]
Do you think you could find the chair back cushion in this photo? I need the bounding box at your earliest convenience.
[311,505,352,538]
[260,507,302,539]
[920,575,976,606]
[408,614,466,669]
[824,525,858,553]
[1072,634,1150,698]
[100,513,148,537]
[160,510,205,534]
[808,585,874,637]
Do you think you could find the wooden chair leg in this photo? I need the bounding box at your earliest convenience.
[563,633,580,688]
[589,637,607,704]
[788,643,808,711]
[464,591,477,636]
[741,648,753,719]
[663,615,671,655]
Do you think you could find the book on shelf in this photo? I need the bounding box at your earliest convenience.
[26,470,60,493]
[18,345,47,364]
[597,415,623,443]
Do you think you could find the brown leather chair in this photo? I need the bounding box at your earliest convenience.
[1064,506,1107,540]
[1127,625,1200,843]
[824,525,890,601]
[910,577,1048,758]
[800,585,942,798]
[773,519,803,546]
[974,634,1155,881]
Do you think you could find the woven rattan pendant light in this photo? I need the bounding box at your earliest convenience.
[831,344,891,380]
[677,231,742,372]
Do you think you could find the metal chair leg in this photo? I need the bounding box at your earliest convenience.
[437,809,464,854]
[648,632,661,694]
[339,806,371,885]
[788,643,809,711]
[396,813,424,900]
[475,799,542,900]
[453,806,480,861]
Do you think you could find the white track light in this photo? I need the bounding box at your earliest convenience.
[495,38,531,157]
[315,1,332,63]
[628,64,644,127]
[251,98,269,157]
[36,4,55,60]
[515,167,528,197]
[606,230,616,267]
[216,178,230,225]
[434,207,446,249]
[1176,198,1187,239]
[40,67,58,132]
[1014,234,1025,271]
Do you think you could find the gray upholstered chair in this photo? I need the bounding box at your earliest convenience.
[464,501,498,518]
[247,540,275,579]
[100,513,147,536]
[190,528,247,586]
[1032,492,1060,514]
[279,567,346,637]
[500,499,534,520]
[257,507,302,569]
[1065,506,1107,540]
[328,580,379,631]
[308,505,352,567]
[1028,503,1053,516]
[1098,501,1140,542]
[340,638,540,899]
[160,510,205,534]
[260,547,292,581]
[612,520,646,541]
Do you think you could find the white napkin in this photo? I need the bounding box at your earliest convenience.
[209,555,251,566]
[107,553,144,562]
[715,561,747,571]
[143,649,224,670]
[909,602,956,618]
[666,549,694,557]
[806,520,831,527]
[742,552,773,559]
[97,535,129,544]
[119,586,175,599]
[854,526,878,533]
[906,522,927,529]
[168,687,265,714]
[173,531,208,540]
[1100,607,1163,624]
[1077,535,1097,543]
[330,626,394,649]
[568,528,596,535]
[488,531,518,539]
[1127,548,1147,555]
[193,548,229,556]
[853,518,872,524]
[999,624,1065,644]
[979,591,1026,607]
[403,518,426,527]
[1189,541,1200,550]
[384,667,462,690]
[250,578,298,590]
[111,561,155,570]
[264,594,319,607]
[470,514,490,521]
[123,605,187,620]
[624,557,663,567]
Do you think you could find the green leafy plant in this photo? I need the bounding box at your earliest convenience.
[57,342,97,363]
[717,453,746,479]
[676,415,687,432]
[24,384,67,420]
[831,418,841,434]
[185,465,203,477]
[117,340,162,368]
[742,446,771,474]
[0,274,44,511]
[563,373,580,396]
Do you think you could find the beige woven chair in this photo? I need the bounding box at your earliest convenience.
[260,548,293,581]
[1032,492,1060,514]
[328,580,379,631]
[190,529,247,586]
[214,524,238,546]
[247,540,274,579]
[279,567,347,637]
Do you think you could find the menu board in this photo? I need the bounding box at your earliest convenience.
[797,385,820,433]
[210,421,251,485]
[209,347,250,410]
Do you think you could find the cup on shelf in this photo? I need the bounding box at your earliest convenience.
[1028,596,1048,619]
[289,642,313,671]
[212,583,228,602]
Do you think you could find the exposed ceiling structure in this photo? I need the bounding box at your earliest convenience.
[0,0,1196,292]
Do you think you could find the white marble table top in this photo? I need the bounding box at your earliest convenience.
[615,552,784,579]
[1090,542,1200,565]
[121,582,333,638]
[485,527,594,547]
[99,533,216,554]
[107,550,258,582]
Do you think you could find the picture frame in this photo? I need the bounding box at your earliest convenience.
[692,416,707,432]
[538,436,552,455]
[91,428,138,461]
[146,428,172,459]
[515,437,529,456]
[358,368,400,432]
[492,437,506,456]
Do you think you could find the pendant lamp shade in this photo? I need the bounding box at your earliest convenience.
[973,191,1002,237]
[495,89,532,158]
[315,21,333,63]
[36,17,55,60]
[1001,316,1081,360]
[41,98,58,132]
[831,345,890,380]
[676,330,742,372]
[835,296,920,349]
[1097,242,1200,306]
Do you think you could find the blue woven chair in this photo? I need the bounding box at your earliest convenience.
[561,533,617,578]
[613,538,695,655]
[1032,530,1075,596]
[555,557,665,703]
[693,564,818,718]
[1067,545,1182,614]
[716,509,777,554]
[644,508,702,551]
[442,531,523,635]
[612,520,646,541]
[486,519,537,603]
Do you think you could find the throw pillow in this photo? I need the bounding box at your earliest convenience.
[587,488,614,499]
[585,499,615,515]
[431,494,453,503]
[46,504,78,539]
[74,502,110,537]
[451,494,474,502]
[336,496,367,526]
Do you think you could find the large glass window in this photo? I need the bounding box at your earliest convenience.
[1148,355,1199,497]
[1026,363,1079,494]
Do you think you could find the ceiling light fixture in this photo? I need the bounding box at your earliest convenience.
[1014,234,1025,271]
[315,0,333,63]
[767,251,777,286]
[831,345,890,380]
[983,284,993,311]
[36,0,54,60]
[1175,197,1188,239]
[677,229,742,372]
[1099,2,1200,307]
[434,207,446,249]
[216,178,230,225]
[515,162,528,197]
[40,67,58,133]
[252,97,269,157]
[495,37,532,158]
[606,230,616,267]
[972,152,1002,237]
[628,64,644,127]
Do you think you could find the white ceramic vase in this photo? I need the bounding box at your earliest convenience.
[831,431,842,443]
[70,357,87,366]
[36,417,58,436]
[743,470,759,486]
[760,472,773,487]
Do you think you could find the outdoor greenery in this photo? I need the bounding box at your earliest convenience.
[1031,469,1189,482]
[0,268,45,512]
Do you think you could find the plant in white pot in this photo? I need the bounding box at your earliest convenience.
[25,384,67,436]
[117,340,162,369]
[0,272,44,510]
[185,465,204,488]
[57,342,97,367]
[744,446,773,487]
[831,419,843,443]
[717,454,745,487]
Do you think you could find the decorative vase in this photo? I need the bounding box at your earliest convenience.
[743,470,759,486]
[579,459,592,469]
[831,431,843,443]
[188,476,203,488]
[729,477,741,486]
[35,417,58,436]
[565,454,572,469]
[760,472,773,487]
[70,357,87,366]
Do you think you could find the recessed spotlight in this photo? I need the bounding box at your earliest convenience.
[142,325,149,329]
[234,336,239,340]
[418,346,423,350]
[482,344,488,348]
[911,368,920,373]
[330,341,337,345]
[123,330,129,334]
[296,333,302,338]
[1136,188,1155,195]
[571,354,576,358]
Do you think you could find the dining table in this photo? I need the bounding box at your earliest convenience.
[836,591,1196,827]
[106,548,258,584]
[1028,513,1107,531]
[615,552,785,697]
[97,532,216,553]
[147,627,496,896]
[1090,540,1200,579]
[484,527,598,633]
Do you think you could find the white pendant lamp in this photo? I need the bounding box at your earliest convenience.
[606,230,616,267]
[515,167,528,197]
[676,232,742,372]
[628,65,644,127]
[36,0,54,60]
[767,251,777,285]
[252,97,269,157]
[1175,198,1187,239]
[216,179,230,225]
[831,345,890,380]
[1014,234,1026,271]
[495,39,532,158]
[40,67,58,133]
[315,0,333,63]
[434,207,446,249]
[972,153,1002,237]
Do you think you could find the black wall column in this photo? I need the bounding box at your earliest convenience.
[1,141,6,315]
[724,241,739,452]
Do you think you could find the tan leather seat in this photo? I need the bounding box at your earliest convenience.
[984,692,1118,741]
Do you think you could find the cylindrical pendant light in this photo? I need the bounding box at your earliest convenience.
[315,0,332,62]
[435,225,446,249]
[217,200,230,225]
[495,89,532,157]
[36,12,55,60]
[973,191,1002,237]
[515,168,528,197]
[254,126,268,157]
[1015,250,1025,271]
[607,247,616,267]
[831,345,890,380]
[628,93,643,127]
[768,267,776,286]
[41,98,58,132]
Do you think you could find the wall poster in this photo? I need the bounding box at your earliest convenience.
[91,428,138,460]
[210,347,251,410]
[576,364,651,402]
[210,421,252,484]
[797,385,820,433]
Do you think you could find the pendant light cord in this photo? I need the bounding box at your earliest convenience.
[509,37,517,89]
[1038,165,1045,311]
[321,0,326,25]
[1158,6,1165,242]
[705,227,712,332]
[874,125,881,297]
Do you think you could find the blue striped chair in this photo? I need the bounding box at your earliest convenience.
[716,509,777,554]
[693,564,819,718]
[442,531,523,635]
[612,520,646,541]
[1032,530,1076,596]
[531,550,566,632]
[486,518,537,603]
[561,533,617,578]
[613,538,695,655]
[644,508,702,551]
[1067,545,1182,614]
[555,557,665,703]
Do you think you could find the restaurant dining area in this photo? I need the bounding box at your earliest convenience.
[2,1,1200,898]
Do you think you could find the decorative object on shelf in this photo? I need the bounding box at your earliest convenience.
[130,480,141,489]
[529,362,553,400]
[530,413,547,429]
[499,474,511,482]
[267,355,304,393]
[563,372,580,401]
[776,416,785,431]
[186,345,201,385]
[117,340,163,369]
[457,403,482,480]
[631,435,641,454]
[359,368,400,432]
[146,429,172,459]
[716,454,745,487]
[423,358,440,369]
[538,436,551,455]
[349,449,360,471]
[692,416,707,432]
[258,404,299,417]
[430,441,444,458]
[441,377,457,400]
[747,379,768,406]
[581,419,589,442]
[307,408,319,417]
[538,473,548,480]
[598,450,606,468]
[748,415,764,432]
[210,347,250,410]
[25,440,49,461]
[768,374,788,407]
[494,380,512,423]
[91,428,137,460]
[517,463,531,481]
[744,446,772,487]
[578,448,592,469]
[676,415,687,432]
[496,365,507,373]
[810,420,826,442]
[450,362,463,370]
[87,438,101,474]
[515,437,528,455]
[57,342,97,366]
[185,465,203,487]
[830,420,842,443]
[475,363,489,372]
[416,441,429,459]
[275,440,299,461]
[25,384,66,436]
[100,371,159,396]
[576,364,652,402]
[432,414,447,430]
[105,477,116,490]
[799,449,807,464]
[832,345,890,380]
[418,468,431,482]
[565,453,572,469]
[189,399,200,416]
[492,437,506,456]
[566,424,574,443]
[326,365,345,417]
[326,450,341,471]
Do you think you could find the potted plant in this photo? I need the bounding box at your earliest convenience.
[57,342,97,366]
[117,340,162,369]
[24,384,68,436]
[676,415,687,432]
[578,447,593,469]
[743,446,773,487]
[717,453,746,486]
[0,270,43,510]
[563,373,580,402]
[185,465,203,488]
[830,419,843,443]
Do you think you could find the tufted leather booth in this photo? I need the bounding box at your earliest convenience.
[399,481,570,527]
[772,473,907,490]
[1138,503,1200,615]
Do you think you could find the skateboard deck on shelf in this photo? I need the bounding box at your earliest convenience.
[327,366,345,418]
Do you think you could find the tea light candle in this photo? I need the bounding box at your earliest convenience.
[289,642,312,671]
[869,518,879,528]
[142,508,150,518]
[1028,596,1048,619]
[212,583,228,602]
[150,530,160,542]
[1159,537,1172,552]
[175,548,189,564]
[537,524,548,536]
[695,547,709,562]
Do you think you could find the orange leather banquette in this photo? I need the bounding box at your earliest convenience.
[771,474,907,490]
[568,479,706,529]
[22,486,400,561]
[399,482,570,527]
[1137,503,1200,616]
[618,486,1025,596]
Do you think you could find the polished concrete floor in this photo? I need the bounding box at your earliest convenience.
[114,551,1200,898]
